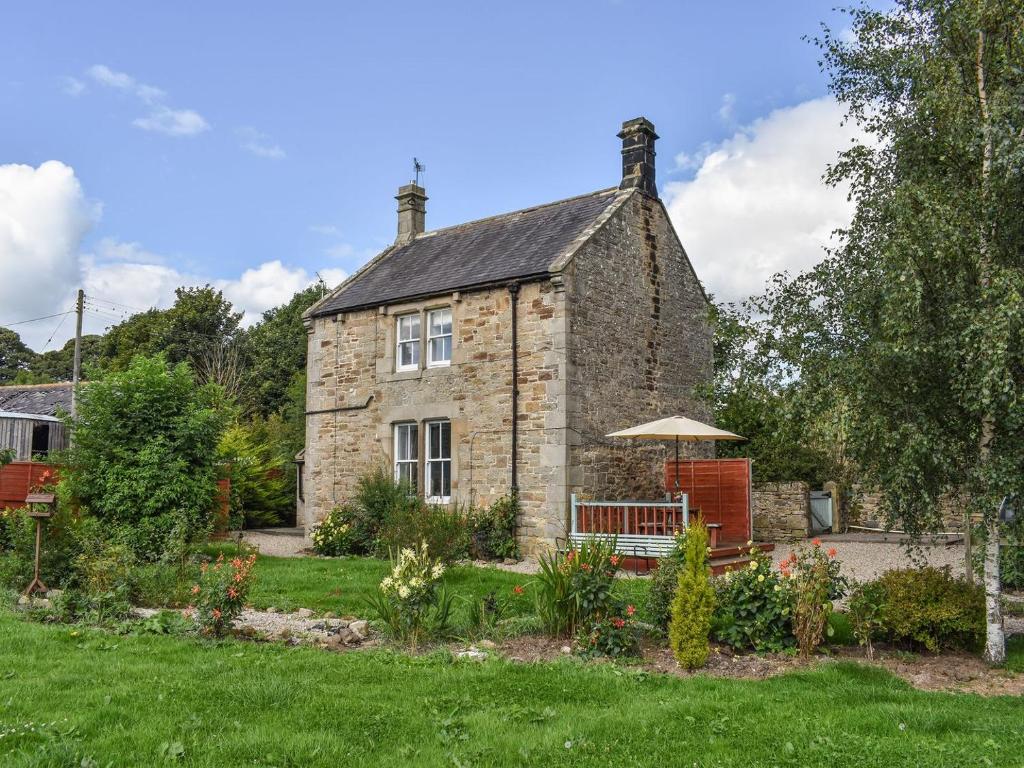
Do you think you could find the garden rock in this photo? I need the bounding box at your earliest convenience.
[46,589,64,600]
[456,647,488,661]
[349,620,369,639]
[295,608,314,618]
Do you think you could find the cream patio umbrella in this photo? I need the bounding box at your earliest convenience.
[606,416,744,491]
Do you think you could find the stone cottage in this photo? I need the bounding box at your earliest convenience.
[301,117,713,554]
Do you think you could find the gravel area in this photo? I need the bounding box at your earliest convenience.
[771,534,969,583]
[239,528,312,557]
[134,606,372,646]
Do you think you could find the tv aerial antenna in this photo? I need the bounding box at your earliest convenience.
[413,157,426,186]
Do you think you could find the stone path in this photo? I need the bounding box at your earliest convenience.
[239,527,312,557]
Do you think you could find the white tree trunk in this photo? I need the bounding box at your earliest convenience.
[983,513,1005,664]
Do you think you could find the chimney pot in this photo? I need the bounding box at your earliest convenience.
[395,183,427,244]
[617,117,658,197]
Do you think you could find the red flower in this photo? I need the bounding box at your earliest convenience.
[513,584,524,595]
[228,587,238,599]
[212,608,222,620]
[626,604,636,616]
[580,563,591,572]
[827,547,838,558]
[565,551,575,563]
[191,584,200,595]
[812,538,822,547]
[611,618,625,629]
[231,558,243,569]
[609,555,620,567]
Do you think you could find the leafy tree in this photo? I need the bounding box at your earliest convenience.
[218,415,295,528]
[241,282,324,416]
[709,300,838,485]
[63,355,229,560]
[0,327,37,384]
[100,286,242,374]
[778,0,1024,662]
[29,335,103,382]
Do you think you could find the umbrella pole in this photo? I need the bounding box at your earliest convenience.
[674,435,680,491]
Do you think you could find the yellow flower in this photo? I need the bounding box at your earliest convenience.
[746,540,753,546]
[749,560,758,571]
[774,584,781,592]
[757,574,765,583]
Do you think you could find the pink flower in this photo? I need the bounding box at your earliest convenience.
[191,584,200,595]
[612,618,625,629]
[626,605,636,616]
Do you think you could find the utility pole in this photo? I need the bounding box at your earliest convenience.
[71,289,83,418]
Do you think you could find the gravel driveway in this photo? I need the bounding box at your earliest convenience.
[771,533,969,583]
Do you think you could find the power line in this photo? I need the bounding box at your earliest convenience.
[87,294,147,313]
[0,309,74,327]
[39,311,72,353]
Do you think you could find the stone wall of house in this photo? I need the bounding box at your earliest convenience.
[753,481,810,541]
[302,280,569,555]
[565,191,714,504]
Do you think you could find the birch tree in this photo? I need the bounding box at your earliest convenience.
[791,0,1024,663]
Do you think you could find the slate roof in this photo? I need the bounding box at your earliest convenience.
[0,382,73,417]
[314,188,621,316]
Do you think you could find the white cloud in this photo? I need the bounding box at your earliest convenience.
[87,64,135,91]
[662,97,863,304]
[0,162,347,351]
[0,161,97,350]
[133,106,209,137]
[718,92,737,123]
[238,127,286,159]
[81,64,209,137]
[62,77,86,97]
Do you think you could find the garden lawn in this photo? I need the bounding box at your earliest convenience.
[1,610,1022,768]
[201,546,649,626]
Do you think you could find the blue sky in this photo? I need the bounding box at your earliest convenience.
[1,1,860,349]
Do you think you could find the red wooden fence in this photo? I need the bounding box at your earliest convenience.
[0,461,58,509]
[664,458,752,544]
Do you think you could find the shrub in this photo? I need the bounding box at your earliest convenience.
[578,603,641,659]
[311,506,359,556]
[873,567,984,652]
[470,493,519,560]
[713,547,793,652]
[847,580,886,659]
[787,540,844,658]
[0,506,88,592]
[377,498,470,563]
[348,466,412,553]
[217,416,295,529]
[62,355,229,561]
[189,552,258,636]
[64,539,137,624]
[535,536,621,638]
[645,531,686,630]
[669,523,715,669]
[366,541,453,650]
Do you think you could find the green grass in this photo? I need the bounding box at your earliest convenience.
[0,610,1021,767]
[199,545,649,628]
[1006,636,1024,672]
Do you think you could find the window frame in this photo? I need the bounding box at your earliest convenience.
[393,422,419,490]
[424,419,452,504]
[395,313,421,372]
[426,307,453,368]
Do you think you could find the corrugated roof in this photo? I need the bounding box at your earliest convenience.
[314,188,620,315]
[0,383,73,417]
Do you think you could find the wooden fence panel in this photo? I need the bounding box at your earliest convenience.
[665,458,752,543]
[0,461,57,509]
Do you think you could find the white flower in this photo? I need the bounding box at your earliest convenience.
[432,563,444,579]
[398,585,410,599]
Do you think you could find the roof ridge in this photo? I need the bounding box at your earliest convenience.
[412,187,618,240]
[0,381,74,391]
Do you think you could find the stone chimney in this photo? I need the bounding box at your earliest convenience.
[395,183,427,244]
[617,117,658,197]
